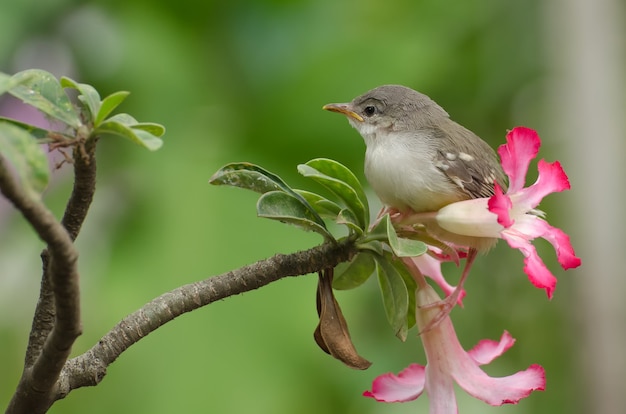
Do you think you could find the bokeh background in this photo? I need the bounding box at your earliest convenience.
[1,0,624,413]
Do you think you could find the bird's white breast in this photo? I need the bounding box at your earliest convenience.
[363,131,458,212]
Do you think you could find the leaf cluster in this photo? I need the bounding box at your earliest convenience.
[0,69,165,199]
[210,159,428,340]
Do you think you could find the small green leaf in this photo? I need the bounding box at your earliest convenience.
[333,252,376,290]
[131,122,165,137]
[337,208,363,235]
[131,128,164,151]
[211,163,291,194]
[366,214,427,257]
[210,163,327,229]
[306,158,369,214]
[9,69,81,128]
[95,119,163,151]
[257,191,334,241]
[60,76,101,123]
[374,254,410,341]
[96,91,130,126]
[0,123,49,197]
[390,237,428,257]
[298,160,368,230]
[104,113,137,125]
[366,213,391,240]
[386,217,428,257]
[389,257,417,332]
[0,72,18,95]
[294,190,342,219]
[0,118,50,140]
[356,240,385,256]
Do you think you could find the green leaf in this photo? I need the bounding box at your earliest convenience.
[0,123,49,197]
[131,122,166,137]
[389,257,417,332]
[374,254,411,341]
[0,118,50,140]
[390,237,428,257]
[385,217,428,257]
[8,69,81,128]
[95,113,163,150]
[333,252,376,290]
[104,113,138,125]
[131,128,164,151]
[356,240,385,255]
[298,159,368,230]
[337,208,363,235]
[211,162,292,194]
[257,191,334,241]
[299,159,369,227]
[367,214,427,257]
[366,213,391,240]
[95,119,163,151]
[294,190,342,219]
[96,91,130,126]
[0,72,18,95]
[306,158,369,213]
[295,189,362,235]
[60,76,101,123]
[210,163,327,230]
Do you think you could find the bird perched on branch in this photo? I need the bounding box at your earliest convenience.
[324,85,506,323]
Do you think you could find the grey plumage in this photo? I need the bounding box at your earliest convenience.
[324,84,507,252]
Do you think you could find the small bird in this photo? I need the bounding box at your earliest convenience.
[323,85,507,318]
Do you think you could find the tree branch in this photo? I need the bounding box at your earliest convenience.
[59,139,98,241]
[1,141,97,414]
[24,140,97,367]
[2,138,358,412]
[56,238,357,400]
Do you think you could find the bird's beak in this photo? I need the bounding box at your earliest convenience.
[322,103,364,122]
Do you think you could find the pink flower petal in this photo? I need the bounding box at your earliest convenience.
[501,230,557,298]
[540,224,582,270]
[488,182,514,228]
[453,363,546,406]
[417,287,545,407]
[498,127,541,193]
[368,285,546,411]
[405,255,466,305]
[514,217,581,271]
[420,292,546,407]
[363,364,426,402]
[516,159,571,210]
[468,331,516,365]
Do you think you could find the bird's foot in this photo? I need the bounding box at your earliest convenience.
[417,289,461,334]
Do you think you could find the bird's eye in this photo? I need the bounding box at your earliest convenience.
[363,105,376,117]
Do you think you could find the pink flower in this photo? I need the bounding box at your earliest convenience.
[403,252,466,306]
[436,127,581,298]
[364,284,545,413]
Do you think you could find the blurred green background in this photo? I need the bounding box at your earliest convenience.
[1,0,624,413]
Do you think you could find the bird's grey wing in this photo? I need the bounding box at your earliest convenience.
[430,125,507,200]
